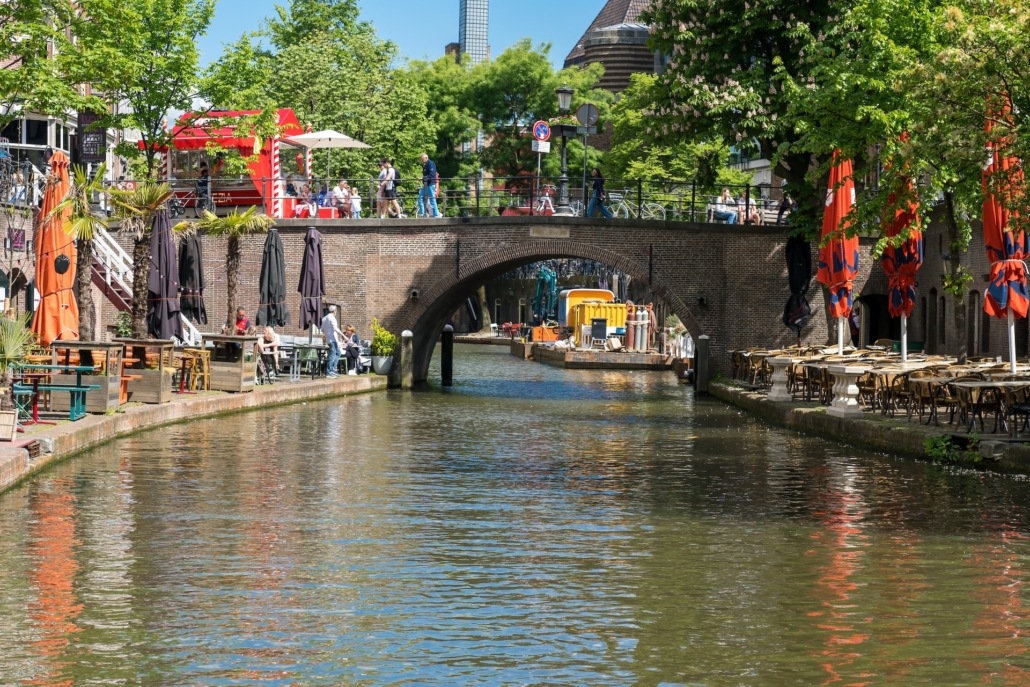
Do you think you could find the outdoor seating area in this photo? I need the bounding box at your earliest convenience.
[734,345,1030,438]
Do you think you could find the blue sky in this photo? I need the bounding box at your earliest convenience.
[197,0,611,67]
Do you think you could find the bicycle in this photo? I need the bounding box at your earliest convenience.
[170,184,216,218]
[534,184,556,215]
[606,190,667,221]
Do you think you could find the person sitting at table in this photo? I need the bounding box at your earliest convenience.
[296,184,318,218]
[332,179,352,218]
[343,325,362,375]
[234,307,249,335]
[255,326,280,377]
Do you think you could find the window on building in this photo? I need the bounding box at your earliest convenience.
[25,119,48,146]
[927,289,938,354]
[518,299,526,324]
[983,307,991,355]
[1,119,22,144]
[494,299,501,325]
[939,296,947,350]
[968,292,980,356]
[920,297,927,349]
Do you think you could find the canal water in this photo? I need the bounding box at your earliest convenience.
[3,345,1030,685]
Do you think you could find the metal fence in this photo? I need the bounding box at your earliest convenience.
[103,175,794,225]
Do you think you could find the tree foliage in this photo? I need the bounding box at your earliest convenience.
[203,0,433,181]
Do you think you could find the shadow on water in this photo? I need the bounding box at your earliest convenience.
[2,344,1030,684]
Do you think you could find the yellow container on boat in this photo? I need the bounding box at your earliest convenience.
[569,302,627,345]
[558,289,616,326]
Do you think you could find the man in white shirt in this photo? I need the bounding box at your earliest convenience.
[320,305,344,378]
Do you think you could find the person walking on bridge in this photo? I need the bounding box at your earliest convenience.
[587,168,613,219]
[418,153,441,218]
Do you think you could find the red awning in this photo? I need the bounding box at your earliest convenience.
[138,108,303,152]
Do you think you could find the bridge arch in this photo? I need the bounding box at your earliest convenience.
[400,239,705,383]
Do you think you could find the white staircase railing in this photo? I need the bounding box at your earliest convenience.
[91,227,202,347]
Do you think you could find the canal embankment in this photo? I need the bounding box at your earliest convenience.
[711,380,1030,474]
[0,374,387,495]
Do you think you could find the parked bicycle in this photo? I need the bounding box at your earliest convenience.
[170,183,216,218]
[606,190,667,221]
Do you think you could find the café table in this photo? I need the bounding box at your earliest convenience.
[949,380,1030,433]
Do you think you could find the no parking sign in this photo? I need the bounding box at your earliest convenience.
[532,121,551,142]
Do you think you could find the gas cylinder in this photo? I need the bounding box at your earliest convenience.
[625,303,635,351]
[638,307,649,352]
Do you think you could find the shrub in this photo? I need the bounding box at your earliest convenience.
[370,318,398,357]
[924,434,982,466]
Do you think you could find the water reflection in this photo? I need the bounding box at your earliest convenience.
[2,345,1030,683]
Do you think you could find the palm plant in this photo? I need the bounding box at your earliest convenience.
[50,163,112,341]
[115,182,175,338]
[0,314,35,410]
[177,208,274,330]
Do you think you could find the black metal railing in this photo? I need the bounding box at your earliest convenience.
[103,175,795,225]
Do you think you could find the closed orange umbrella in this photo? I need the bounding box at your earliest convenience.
[31,151,78,346]
[816,151,859,353]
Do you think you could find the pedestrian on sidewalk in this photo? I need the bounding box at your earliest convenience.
[320,305,344,378]
[418,153,441,218]
[587,168,613,219]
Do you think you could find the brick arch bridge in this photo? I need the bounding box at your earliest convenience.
[398,239,703,383]
[106,216,875,380]
[272,216,861,383]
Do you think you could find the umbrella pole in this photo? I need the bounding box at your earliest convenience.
[901,312,908,362]
[1009,307,1017,373]
[838,315,845,355]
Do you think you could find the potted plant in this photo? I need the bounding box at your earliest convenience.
[0,315,34,440]
[370,318,398,375]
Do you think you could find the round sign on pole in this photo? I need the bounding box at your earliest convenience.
[576,103,600,127]
[533,121,551,142]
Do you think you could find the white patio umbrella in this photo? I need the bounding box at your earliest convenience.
[283,129,371,181]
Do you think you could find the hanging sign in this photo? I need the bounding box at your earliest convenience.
[532,121,551,142]
[77,112,107,162]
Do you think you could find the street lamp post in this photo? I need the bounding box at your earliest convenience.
[553,84,575,217]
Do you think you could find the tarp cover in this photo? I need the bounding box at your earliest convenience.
[297,227,325,330]
[178,232,207,325]
[31,151,79,346]
[146,207,184,341]
[257,229,291,328]
[783,235,812,333]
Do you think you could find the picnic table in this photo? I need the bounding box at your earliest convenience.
[14,364,101,421]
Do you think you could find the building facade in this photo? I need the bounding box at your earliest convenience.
[459,0,490,66]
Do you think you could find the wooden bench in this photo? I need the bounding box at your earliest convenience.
[15,382,101,421]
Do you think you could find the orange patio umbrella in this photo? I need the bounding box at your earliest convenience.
[880,155,922,362]
[31,150,79,346]
[816,151,860,354]
[982,100,1026,373]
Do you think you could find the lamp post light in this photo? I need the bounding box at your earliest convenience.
[553,84,575,217]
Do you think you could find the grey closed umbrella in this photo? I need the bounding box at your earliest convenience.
[298,227,325,330]
[178,231,207,325]
[147,206,184,340]
[257,228,290,328]
[783,235,812,344]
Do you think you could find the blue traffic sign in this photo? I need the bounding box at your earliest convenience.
[533,121,551,142]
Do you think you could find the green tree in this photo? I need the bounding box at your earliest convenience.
[82,0,215,177]
[606,73,751,188]
[468,39,612,178]
[405,55,481,178]
[204,0,434,182]
[0,0,104,126]
[641,0,845,236]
